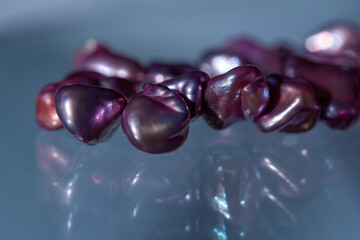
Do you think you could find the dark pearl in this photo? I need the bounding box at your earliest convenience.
[121,84,190,153]
[198,50,243,77]
[55,84,127,145]
[35,72,100,130]
[305,23,360,57]
[226,37,282,75]
[304,52,360,71]
[122,153,189,203]
[284,56,360,129]
[203,66,270,129]
[160,71,209,118]
[97,77,139,100]
[74,39,145,82]
[255,74,321,133]
[202,148,262,225]
[145,62,197,84]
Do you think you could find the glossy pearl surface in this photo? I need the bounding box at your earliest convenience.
[255,74,321,133]
[160,71,208,118]
[55,84,127,145]
[122,153,189,203]
[74,39,145,82]
[97,77,139,100]
[35,72,100,130]
[284,56,360,129]
[305,23,360,57]
[304,52,359,71]
[226,37,282,75]
[199,50,243,77]
[121,84,190,153]
[203,66,270,129]
[145,62,196,84]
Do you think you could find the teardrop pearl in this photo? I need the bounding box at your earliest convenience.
[55,84,127,145]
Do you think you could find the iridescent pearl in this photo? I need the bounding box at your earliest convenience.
[122,153,189,203]
[74,39,145,82]
[305,23,360,57]
[284,56,360,129]
[160,71,209,118]
[304,52,359,71]
[203,66,270,129]
[226,37,282,75]
[97,77,139,100]
[121,84,190,153]
[35,72,100,130]
[145,62,196,84]
[255,74,321,133]
[55,84,127,145]
[198,50,243,77]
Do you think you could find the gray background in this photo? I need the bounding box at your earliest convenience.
[1,0,360,239]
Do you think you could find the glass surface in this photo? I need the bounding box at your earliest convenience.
[1,0,360,239]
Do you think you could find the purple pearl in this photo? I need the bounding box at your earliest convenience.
[284,56,360,129]
[203,66,270,129]
[122,153,189,203]
[55,84,127,145]
[74,39,145,82]
[255,74,321,133]
[97,77,139,100]
[145,62,197,84]
[304,52,360,71]
[226,37,282,75]
[160,71,209,119]
[121,84,191,153]
[35,71,100,130]
[305,23,360,57]
[198,50,243,77]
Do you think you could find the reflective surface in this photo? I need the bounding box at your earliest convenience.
[2,0,360,239]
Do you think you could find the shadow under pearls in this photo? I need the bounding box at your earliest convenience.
[35,119,360,240]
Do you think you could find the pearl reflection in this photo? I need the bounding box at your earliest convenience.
[262,157,299,193]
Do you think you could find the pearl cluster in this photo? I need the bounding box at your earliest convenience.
[36,23,360,153]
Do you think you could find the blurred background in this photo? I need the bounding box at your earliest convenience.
[1,0,360,239]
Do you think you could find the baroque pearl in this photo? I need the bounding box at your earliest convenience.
[203,66,270,129]
[55,84,127,145]
[284,56,360,129]
[97,77,139,100]
[74,39,145,82]
[226,37,282,75]
[145,62,196,84]
[35,71,100,130]
[305,23,360,57]
[199,50,243,77]
[255,74,321,133]
[121,84,190,153]
[160,71,209,119]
